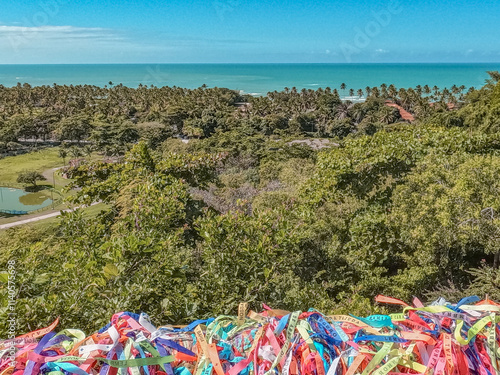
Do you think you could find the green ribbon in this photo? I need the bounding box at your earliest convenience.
[98,355,174,368]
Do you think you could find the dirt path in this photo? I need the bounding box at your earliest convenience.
[42,166,65,184]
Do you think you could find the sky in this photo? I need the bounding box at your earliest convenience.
[0,0,499,64]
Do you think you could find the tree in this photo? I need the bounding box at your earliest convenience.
[137,122,173,148]
[58,148,68,165]
[5,72,500,337]
[194,206,332,314]
[326,118,354,138]
[377,106,399,124]
[340,83,346,96]
[10,114,35,142]
[334,102,353,120]
[69,147,82,159]
[388,84,398,99]
[116,121,140,145]
[390,152,500,292]
[487,71,500,83]
[0,121,18,143]
[56,116,92,144]
[289,113,317,134]
[380,83,388,97]
[17,171,46,188]
[83,145,93,158]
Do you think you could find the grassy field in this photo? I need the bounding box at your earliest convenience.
[0,147,105,225]
[0,148,63,186]
[0,203,110,230]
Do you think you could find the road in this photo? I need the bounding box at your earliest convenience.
[42,166,65,182]
[0,203,100,230]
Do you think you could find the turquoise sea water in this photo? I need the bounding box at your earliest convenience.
[1,64,500,95]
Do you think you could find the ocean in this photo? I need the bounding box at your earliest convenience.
[1,63,500,95]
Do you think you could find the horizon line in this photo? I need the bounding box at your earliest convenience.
[2,62,500,66]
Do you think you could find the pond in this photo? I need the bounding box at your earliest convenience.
[0,187,53,214]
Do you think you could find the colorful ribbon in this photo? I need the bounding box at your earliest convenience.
[2,297,500,375]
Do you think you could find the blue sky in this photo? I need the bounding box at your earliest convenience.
[0,0,499,64]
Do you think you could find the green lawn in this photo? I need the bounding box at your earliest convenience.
[0,148,63,186]
[0,148,105,225]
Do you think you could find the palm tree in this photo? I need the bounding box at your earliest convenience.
[69,147,82,159]
[378,106,398,124]
[83,145,93,158]
[349,88,355,97]
[363,112,379,124]
[357,89,364,98]
[380,83,388,97]
[334,102,353,120]
[58,148,67,165]
[388,85,398,99]
[441,88,451,103]
[351,105,366,124]
[414,103,432,119]
[340,83,346,97]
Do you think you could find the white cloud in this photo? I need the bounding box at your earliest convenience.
[0,25,124,49]
[375,48,389,53]
[0,25,106,33]
[0,25,165,63]
[0,25,264,63]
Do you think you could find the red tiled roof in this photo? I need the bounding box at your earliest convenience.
[385,101,415,122]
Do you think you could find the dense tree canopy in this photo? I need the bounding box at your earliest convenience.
[0,78,477,151]
[1,74,500,336]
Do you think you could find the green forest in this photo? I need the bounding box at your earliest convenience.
[1,72,500,336]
